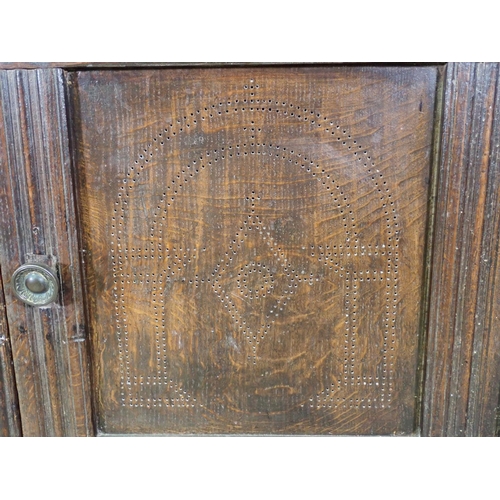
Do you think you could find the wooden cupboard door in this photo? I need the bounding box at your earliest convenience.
[68,66,438,434]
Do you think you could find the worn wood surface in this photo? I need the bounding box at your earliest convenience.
[2,63,496,436]
[0,69,94,436]
[0,63,441,71]
[0,63,295,70]
[0,266,22,436]
[423,62,500,436]
[70,66,438,434]
[466,64,500,437]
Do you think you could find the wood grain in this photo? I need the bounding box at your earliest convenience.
[2,63,496,436]
[1,63,497,436]
[0,266,22,436]
[423,62,500,436]
[0,69,94,436]
[70,66,438,434]
[463,64,500,436]
[0,63,440,70]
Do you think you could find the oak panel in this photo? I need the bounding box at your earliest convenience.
[70,66,438,434]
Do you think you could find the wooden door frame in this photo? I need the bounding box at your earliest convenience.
[0,62,498,436]
[0,69,94,436]
[423,62,500,436]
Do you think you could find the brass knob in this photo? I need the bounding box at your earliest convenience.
[11,264,59,306]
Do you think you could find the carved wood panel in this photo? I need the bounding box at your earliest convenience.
[70,66,438,434]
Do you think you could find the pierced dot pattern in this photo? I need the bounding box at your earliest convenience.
[111,79,399,410]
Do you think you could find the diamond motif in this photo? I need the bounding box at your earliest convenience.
[235,262,274,300]
[211,213,318,363]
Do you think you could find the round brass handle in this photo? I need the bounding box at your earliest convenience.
[11,264,59,306]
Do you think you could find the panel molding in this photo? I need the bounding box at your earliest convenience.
[0,69,94,436]
[423,62,500,436]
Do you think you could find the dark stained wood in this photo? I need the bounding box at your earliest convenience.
[0,69,94,436]
[0,63,260,70]
[70,66,438,434]
[423,62,500,436]
[1,63,498,436]
[0,63,139,70]
[1,63,286,70]
[0,63,442,71]
[0,266,22,436]
[464,64,500,437]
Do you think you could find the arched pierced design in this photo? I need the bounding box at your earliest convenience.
[110,82,399,413]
